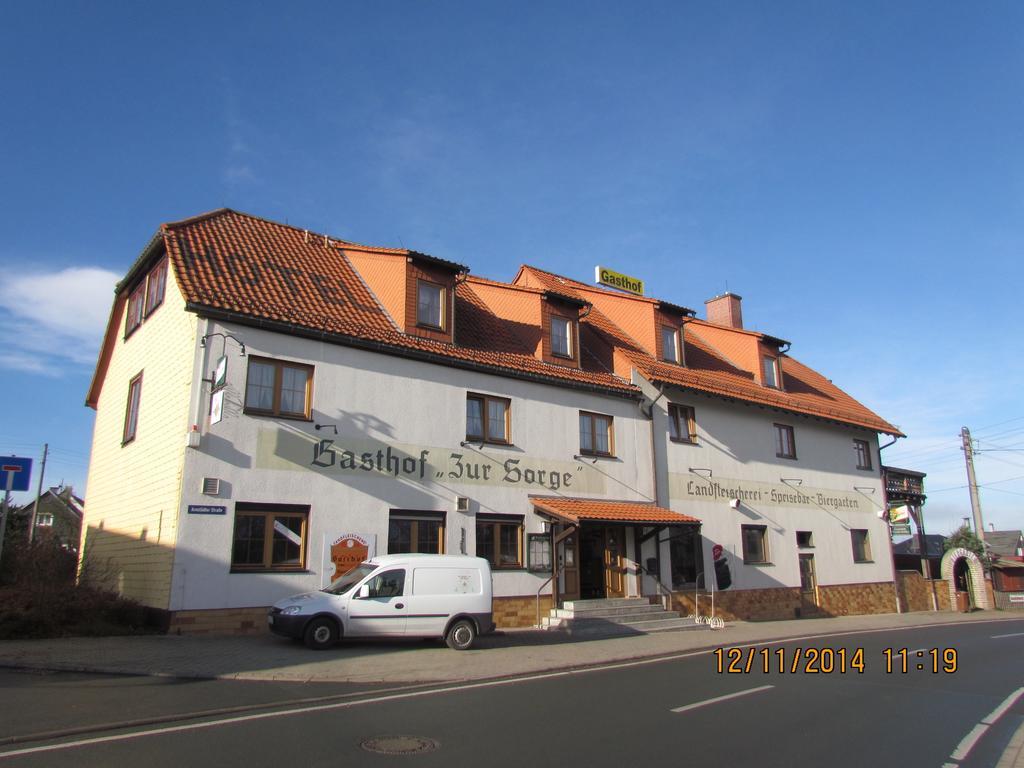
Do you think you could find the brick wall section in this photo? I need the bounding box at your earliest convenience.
[670,581,897,622]
[170,607,269,635]
[817,582,895,616]
[896,570,940,612]
[672,586,801,622]
[494,595,553,628]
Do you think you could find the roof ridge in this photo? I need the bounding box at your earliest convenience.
[164,207,410,255]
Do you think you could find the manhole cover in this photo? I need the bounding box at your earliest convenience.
[360,736,440,755]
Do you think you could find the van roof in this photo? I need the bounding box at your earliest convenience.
[368,553,489,568]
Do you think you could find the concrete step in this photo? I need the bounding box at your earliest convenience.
[551,616,706,637]
[552,604,666,619]
[562,598,651,610]
[542,595,717,636]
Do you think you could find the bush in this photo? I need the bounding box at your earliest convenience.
[0,532,166,639]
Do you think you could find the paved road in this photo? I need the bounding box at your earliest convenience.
[1,618,1022,767]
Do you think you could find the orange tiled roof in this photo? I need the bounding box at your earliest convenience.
[158,209,636,396]
[515,265,902,436]
[529,496,700,525]
[91,208,901,437]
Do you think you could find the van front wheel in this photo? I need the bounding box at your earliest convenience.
[304,617,339,650]
[445,619,476,650]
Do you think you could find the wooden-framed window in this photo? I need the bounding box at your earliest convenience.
[122,372,143,444]
[230,503,309,571]
[244,357,313,419]
[774,423,796,459]
[741,524,770,564]
[124,259,168,337]
[476,514,524,569]
[466,393,511,444]
[527,533,552,573]
[145,259,167,316]
[851,529,872,563]
[388,510,445,554]
[661,326,680,364]
[416,279,444,329]
[550,315,573,358]
[125,283,145,337]
[762,356,780,388]
[668,404,697,444]
[579,411,614,457]
[854,439,873,470]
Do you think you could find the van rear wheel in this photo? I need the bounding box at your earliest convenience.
[304,617,339,650]
[445,619,476,650]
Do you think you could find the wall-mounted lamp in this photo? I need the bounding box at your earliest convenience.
[728,498,741,509]
[572,454,598,464]
[200,332,246,356]
[780,478,803,486]
[315,423,338,434]
[460,440,484,449]
[854,486,876,494]
[689,467,713,478]
[186,425,201,449]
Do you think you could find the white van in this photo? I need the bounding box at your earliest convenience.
[268,554,494,650]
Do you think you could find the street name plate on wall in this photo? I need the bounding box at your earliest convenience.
[188,505,227,515]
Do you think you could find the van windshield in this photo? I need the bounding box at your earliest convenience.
[322,563,378,595]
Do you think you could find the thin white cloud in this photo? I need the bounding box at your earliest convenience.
[0,266,118,375]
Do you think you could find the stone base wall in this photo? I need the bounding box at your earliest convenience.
[494,595,552,628]
[896,570,945,612]
[670,581,897,622]
[169,607,269,636]
[818,582,896,616]
[167,598,552,635]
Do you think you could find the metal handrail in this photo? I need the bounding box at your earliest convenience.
[535,564,566,628]
[635,562,674,611]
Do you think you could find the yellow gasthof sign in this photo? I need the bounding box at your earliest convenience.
[595,266,644,296]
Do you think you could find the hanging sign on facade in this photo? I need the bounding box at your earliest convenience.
[210,389,225,425]
[213,355,228,389]
[324,533,376,584]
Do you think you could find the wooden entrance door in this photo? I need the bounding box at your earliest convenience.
[604,527,627,598]
[798,554,819,616]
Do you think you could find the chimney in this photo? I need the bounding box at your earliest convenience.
[704,292,743,329]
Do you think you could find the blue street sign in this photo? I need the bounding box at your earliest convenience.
[0,456,32,492]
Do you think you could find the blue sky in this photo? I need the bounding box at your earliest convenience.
[1,1,1022,537]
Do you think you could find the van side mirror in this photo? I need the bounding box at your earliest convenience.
[357,584,370,599]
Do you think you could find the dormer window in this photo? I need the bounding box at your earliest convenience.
[551,315,573,358]
[661,326,681,364]
[417,280,444,329]
[762,356,780,388]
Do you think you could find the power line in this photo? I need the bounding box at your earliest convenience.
[972,415,1024,434]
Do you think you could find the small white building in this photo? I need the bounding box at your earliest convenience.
[82,209,902,632]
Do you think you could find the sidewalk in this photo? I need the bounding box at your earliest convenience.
[0,610,1019,685]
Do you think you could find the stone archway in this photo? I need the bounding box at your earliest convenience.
[940,547,988,610]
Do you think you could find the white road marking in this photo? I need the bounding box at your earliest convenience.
[670,685,774,714]
[1,617,1021,759]
[991,631,1024,639]
[947,686,1024,762]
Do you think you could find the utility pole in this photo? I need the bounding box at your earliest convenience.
[961,427,985,543]
[28,443,48,545]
